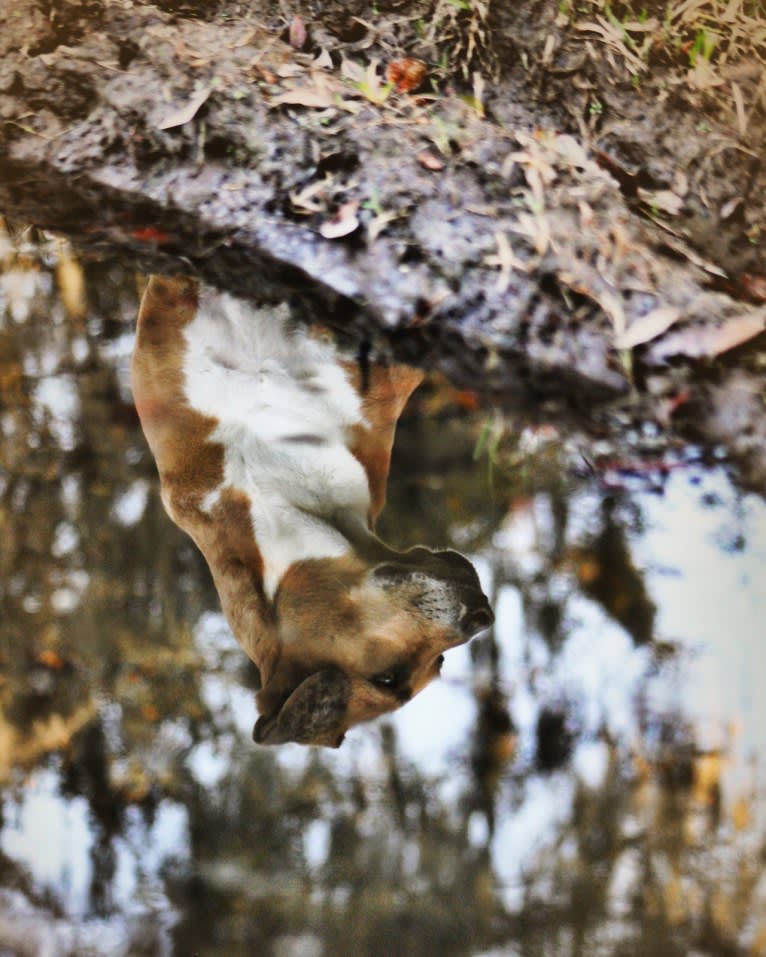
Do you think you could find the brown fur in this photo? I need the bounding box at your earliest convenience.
[132,276,492,747]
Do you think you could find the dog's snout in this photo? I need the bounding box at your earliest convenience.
[460,602,494,637]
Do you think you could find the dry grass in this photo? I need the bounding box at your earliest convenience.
[573,0,766,70]
[570,0,766,131]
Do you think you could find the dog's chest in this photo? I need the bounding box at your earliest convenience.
[178,290,371,594]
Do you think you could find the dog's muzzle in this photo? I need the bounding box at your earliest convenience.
[373,546,494,638]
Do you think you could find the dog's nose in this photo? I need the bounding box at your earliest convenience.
[459,601,494,637]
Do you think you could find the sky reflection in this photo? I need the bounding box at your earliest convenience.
[1,235,764,957]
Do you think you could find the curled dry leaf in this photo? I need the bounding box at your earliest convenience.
[386,58,427,93]
[319,200,360,239]
[615,306,682,350]
[157,87,211,130]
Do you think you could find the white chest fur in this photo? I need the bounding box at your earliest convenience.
[181,288,371,597]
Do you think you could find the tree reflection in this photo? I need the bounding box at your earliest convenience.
[0,227,764,957]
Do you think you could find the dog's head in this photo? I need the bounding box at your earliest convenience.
[252,545,493,747]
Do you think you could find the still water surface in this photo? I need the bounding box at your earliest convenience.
[0,235,764,956]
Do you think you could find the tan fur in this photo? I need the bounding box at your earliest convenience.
[132,276,492,747]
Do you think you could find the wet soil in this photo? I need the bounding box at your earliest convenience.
[1,0,765,486]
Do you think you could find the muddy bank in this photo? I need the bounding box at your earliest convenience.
[1,0,765,484]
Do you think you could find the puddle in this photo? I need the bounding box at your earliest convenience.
[0,240,764,956]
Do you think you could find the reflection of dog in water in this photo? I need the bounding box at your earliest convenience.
[132,277,493,747]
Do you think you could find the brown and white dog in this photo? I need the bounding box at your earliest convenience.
[131,276,492,747]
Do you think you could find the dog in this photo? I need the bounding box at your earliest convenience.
[131,276,493,747]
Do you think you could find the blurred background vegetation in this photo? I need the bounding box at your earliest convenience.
[0,219,764,957]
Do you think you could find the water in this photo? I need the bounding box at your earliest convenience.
[0,231,764,957]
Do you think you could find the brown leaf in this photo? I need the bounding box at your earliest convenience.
[386,58,427,93]
[319,201,360,239]
[742,273,766,303]
[417,151,445,171]
[157,87,211,130]
[615,306,682,349]
[637,188,685,216]
[289,15,307,50]
[270,86,335,109]
[648,310,766,361]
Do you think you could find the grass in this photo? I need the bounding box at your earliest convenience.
[575,0,766,70]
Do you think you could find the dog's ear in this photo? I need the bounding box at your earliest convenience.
[252,667,350,748]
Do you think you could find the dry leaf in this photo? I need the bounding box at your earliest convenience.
[356,60,392,104]
[367,210,401,242]
[417,151,445,171]
[637,188,684,216]
[386,58,427,93]
[341,58,365,83]
[741,273,766,302]
[616,306,682,349]
[290,176,333,214]
[270,86,335,109]
[289,15,307,50]
[276,62,305,78]
[552,134,589,169]
[157,87,211,129]
[648,310,766,361]
[319,200,360,239]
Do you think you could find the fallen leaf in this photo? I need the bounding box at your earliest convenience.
[157,87,211,130]
[638,188,684,216]
[367,209,401,241]
[552,134,589,169]
[276,62,305,78]
[417,151,445,171]
[741,273,766,302]
[289,15,307,50]
[341,58,365,83]
[290,176,332,214]
[615,306,682,349]
[648,310,766,361]
[386,58,427,93]
[270,86,335,109]
[252,62,278,84]
[319,200,360,239]
[356,59,392,104]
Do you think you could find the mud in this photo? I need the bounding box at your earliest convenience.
[1,0,765,486]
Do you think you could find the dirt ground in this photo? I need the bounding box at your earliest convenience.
[1,0,765,486]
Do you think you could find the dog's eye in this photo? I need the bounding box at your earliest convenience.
[370,670,398,689]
